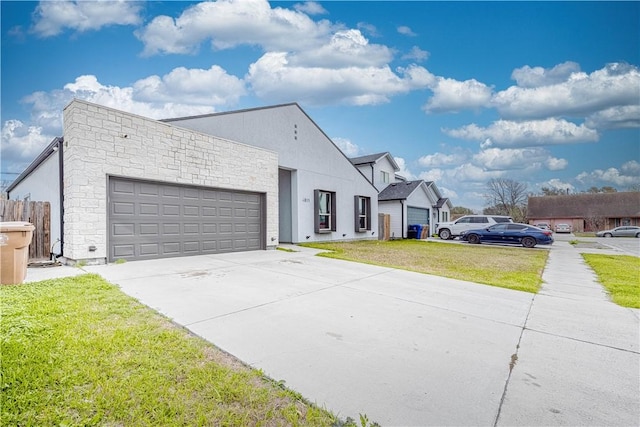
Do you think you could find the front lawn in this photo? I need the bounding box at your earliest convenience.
[301,239,548,293]
[1,274,339,426]
[582,254,640,308]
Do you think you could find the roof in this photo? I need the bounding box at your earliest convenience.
[7,137,63,194]
[528,192,640,218]
[378,180,423,201]
[349,152,400,172]
[435,198,450,208]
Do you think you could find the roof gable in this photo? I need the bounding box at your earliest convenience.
[350,152,400,171]
[379,180,423,201]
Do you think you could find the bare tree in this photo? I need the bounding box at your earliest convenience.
[484,178,529,222]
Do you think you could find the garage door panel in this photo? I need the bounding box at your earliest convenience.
[140,204,159,215]
[109,177,263,261]
[202,207,217,217]
[113,202,134,215]
[113,244,134,258]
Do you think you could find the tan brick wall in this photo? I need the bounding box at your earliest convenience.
[62,99,278,263]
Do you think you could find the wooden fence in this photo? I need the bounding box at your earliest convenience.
[0,200,51,261]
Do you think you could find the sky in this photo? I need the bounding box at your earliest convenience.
[1,0,639,211]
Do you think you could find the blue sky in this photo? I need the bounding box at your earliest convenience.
[2,0,639,210]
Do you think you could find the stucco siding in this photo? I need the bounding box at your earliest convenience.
[62,99,279,263]
[7,152,62,253]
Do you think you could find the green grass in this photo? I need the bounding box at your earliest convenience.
[0,274,339,426]
[582,254,640,308]
[301,240,548,293]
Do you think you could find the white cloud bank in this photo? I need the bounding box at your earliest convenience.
[444,119,599,147]
[31,0,142,37]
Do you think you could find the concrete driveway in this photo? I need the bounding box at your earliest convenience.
[76,244,639,426]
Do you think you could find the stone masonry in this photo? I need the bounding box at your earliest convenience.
[62,99,279,263]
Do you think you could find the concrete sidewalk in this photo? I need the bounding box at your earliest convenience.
[496,241,639,426]
[24,243,639,426]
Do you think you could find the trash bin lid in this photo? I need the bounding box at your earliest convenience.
[0,221,36,232]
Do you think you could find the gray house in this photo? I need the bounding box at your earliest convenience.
[351,152,452,238]
[8,100,378,265]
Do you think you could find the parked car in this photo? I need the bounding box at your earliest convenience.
[595,226,640,238]
[554,223,572,233]
[460,223,554,248]
[535,222,551,231]
[436,215,513,240]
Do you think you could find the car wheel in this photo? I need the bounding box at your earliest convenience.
[636,233,640,238]
[468,234,480,244]
[522,237,536,248]
[439,229,451,240]
[604,233,612,238]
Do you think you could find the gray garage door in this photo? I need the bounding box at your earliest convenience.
[407,206,429,224]
[108,177,264,261]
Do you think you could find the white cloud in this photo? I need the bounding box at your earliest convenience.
[545,157,568,171]
[418,152,466,168]
[332,137,361,157]
[448,163,504,182]
[418,168,444,182]
[397,26,416,37]
[133,66,246,106]
[1,120,54,173]
[401,46,429,62]
[511,61,581,88]
[493,63,640,120]
[585,105,640,129]
[472,147,567,172]
[394,157,416,180]
[246,53,429,106]
[135,0,335,56]
[31,0,141,37]
[621,160,640,175]
[423,77,493,113]
[539,178,575,193]
[445,118,599,147]
[576,165,640,187]
[436,186,458,199]
[290,29,393,68]
[293,1,327,15]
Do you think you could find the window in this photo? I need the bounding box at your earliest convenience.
[354,196,371,232]
[472,217,489,223]
[314,190,336,233]
[442,212,449,222]
[381,171,390,184]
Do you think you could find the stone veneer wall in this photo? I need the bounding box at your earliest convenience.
[62,99,279,263]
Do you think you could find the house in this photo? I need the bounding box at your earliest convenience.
[350,152,452,238]
[7,100,378,265]
[162,103,379,244]
[527,192,640,232]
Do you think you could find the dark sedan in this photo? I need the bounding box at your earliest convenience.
[461,223,554,248]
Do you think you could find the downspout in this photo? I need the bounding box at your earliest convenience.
[57,138,64,259]
[401,200,405,238]
[370,163,375,190]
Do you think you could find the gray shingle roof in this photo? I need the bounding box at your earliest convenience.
[528,192,640,218]
[349,152,390,165]
[378,180,423,201]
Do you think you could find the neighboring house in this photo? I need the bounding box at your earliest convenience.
[350,152,452,238]
[8,100,378,265]
[163,103,379,244]
[528,192,640,232]
[7,137,64,256]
